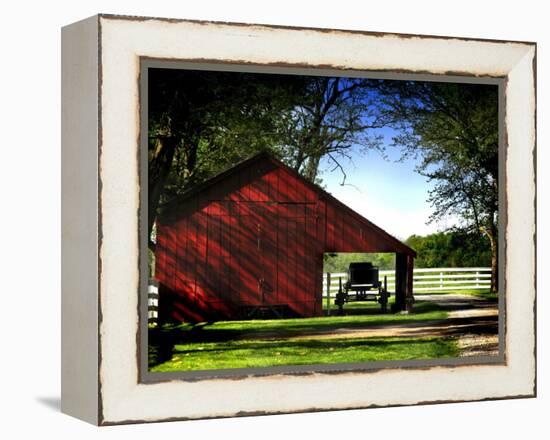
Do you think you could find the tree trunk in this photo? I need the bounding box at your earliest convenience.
[293,150,306,173]
[148,137,177,249]
[303,154,321,182]
[482,217,498,294]
[490,240,498,293]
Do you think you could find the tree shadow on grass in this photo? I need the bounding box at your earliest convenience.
[172,336,441,353]
[158,336,460,371]
[148,301,450,367]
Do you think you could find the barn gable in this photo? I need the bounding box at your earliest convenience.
[159,152,415,257]
[155,151,415,322]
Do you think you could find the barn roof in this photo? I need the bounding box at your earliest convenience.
[160,151,416,257]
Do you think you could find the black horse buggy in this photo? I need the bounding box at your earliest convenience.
[335,262,390,314]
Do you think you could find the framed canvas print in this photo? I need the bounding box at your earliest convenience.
[61,14,536,425]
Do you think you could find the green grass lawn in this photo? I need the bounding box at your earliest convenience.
[156,300,446,344]
[150,336,459,372]
[149,299,456,372]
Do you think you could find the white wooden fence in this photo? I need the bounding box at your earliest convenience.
[148,283,158,324]
[323,267,492,297]
[149,268,492,322]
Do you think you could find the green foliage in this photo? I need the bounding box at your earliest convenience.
[322,229,491,271]
[149,69,309,204]
[405,231,491,268]
[147,70,385,243]
[321,231,491,273]
[278,77,384,183]
[147,72,499,292]
[378,82,499,230]
[376,81,499,291]
[323,252,395,272]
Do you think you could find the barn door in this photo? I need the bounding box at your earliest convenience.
[258,202,277,304]
[276,203,318,316]
[220,201,314,309]
[235,202,277,306]
[234,211,262,305]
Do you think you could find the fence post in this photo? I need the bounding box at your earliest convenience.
[148,279,159,325]
[440,271,443,289]
[476,271,480,287]
[326,272,331,316]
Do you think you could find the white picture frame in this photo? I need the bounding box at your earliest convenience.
[61,14,536,425]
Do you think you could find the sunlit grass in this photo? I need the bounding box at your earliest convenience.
[149,300,450,370]
[170,300,445,340]
[414,288,498,301]
[150,335,459,372]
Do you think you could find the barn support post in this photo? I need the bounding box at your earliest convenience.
[393,253,407,312]
[326,272,331,316]
[405,254,415,313]
[156,283,169,326]
[156,283,181,326]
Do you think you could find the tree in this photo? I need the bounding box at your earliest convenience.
[147,69,310,249]
[405,232,491,268]
[323,252,395,272]
[148,71,386,250]
[281,77,384,185]
[377,82,499,292]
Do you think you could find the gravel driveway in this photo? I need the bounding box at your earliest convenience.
[414,293,499,357]
[256,293,500,357]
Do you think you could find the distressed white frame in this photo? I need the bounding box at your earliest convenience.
[61,14,536,425]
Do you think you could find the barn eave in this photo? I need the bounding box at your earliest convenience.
[157,151,416,257]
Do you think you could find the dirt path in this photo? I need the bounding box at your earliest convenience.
[243,294,499,357]
[417,294,499,357]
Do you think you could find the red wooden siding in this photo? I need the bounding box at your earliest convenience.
[156,153,414,323]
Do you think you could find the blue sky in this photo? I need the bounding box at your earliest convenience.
[319,127,456,240]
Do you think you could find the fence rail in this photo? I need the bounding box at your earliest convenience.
[148,283,158,324]
[322,267,492,295]
[149,268,492,322]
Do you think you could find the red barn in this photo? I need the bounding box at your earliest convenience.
[155,152,415,323]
